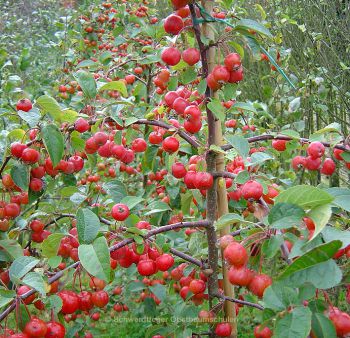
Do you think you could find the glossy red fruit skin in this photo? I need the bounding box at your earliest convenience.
[194,172,213,190]
[171,0,189,9]
[329,308,350,337]
[162,137,179,153]
[305,156,322,170]
[164,14,183,35]
[161,47,181,66]
[75,118,90,133]
[58,290,79,314]
[111,203,130,221]
[29,178,44,192]
[16,98,32,112]
[24,317,47,337]
[228,266,254,286]
[189,279,206,294]
[215,322,232,337]
[91,290,109,308]
[212,65,230,83]
[137,259,157,276]
[21,148,40,164]
[69,155,84,172]
[182,48,200,65]
[184,119,202,134]
[31,166,46,179]
[131,138,147,152]
[224,53,241,71]
[321,158,336,175]
[78,291,93,311]
[156,254,174,271]
[11,142,27,158]
[29,220,45,232]
[241,180,263,200]
[292,155,306,170]
[248,274,272,298]
[4,203,21,218]
[254,325,273,338]
[93,132,108,146]
[149,132,163,144]
[172,162,187,178]
[307,141,325,159]
[164,91,179,108]
[228,67,244,83]
[272,139,287,151]
[224,242,248,267]
[45,321,66,338]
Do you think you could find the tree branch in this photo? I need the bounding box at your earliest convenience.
[214,292,264,311]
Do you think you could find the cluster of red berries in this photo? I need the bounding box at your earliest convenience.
[207,53,244,91]
[222,235,272,299]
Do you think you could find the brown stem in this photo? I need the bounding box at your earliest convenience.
[214,292,264,311]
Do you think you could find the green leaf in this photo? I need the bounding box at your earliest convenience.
[232,101,257,113]
[74,70,97,99]
[181,191,192,216]
[325,188,350,212]
[235,19,272,37]
[78,236,111,282]
[11,162,29,191]
[103,179,127,203]
[278,241,342,279]
[181,67,197,85]
[141,145,158,174]
[0,289,16,309]
[149,283,166,302]
[307,204,332,240]
[36,95,63,122]
[225,135,249,158]
[248,152,273,166]
[275,186,334,209]
[322,226,350,249]
[0,240,23,260]
[311,313,337,338]
[44,295,62,314]
[268,203,305,229]
[279,129,300,139]
[99,80,127,97]
[208,99,225,122]
[263,282,298,311]
[288,97,301,113]
[274,306,312,338]
[76,208,101,244]
[76,60,97,68]
[235,170,250,184]
[22,272,46,296]
[120,196,144,210]
[42,234,65,258]
[144,201,171,216]
[197,79,207,95]
[41,124,64,167]
[17,108,41,127]
[340,151,350,162]
[262,235,284,258]
[214,213,243,231]
[9,256,39,282]
[228,41,244,58]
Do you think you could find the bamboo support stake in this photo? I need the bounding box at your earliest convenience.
[201,1,237,336]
